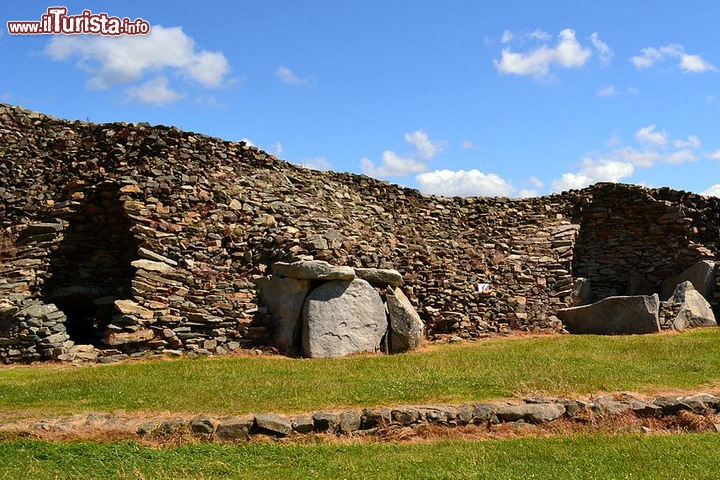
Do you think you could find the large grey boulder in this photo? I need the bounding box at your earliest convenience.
[274,260,355,281]
[557,294,660,335]
[254,276,311,355]
[661,260,717,300]
[670,281,716,330]
[302,279,387,358]
[386,287,424,352]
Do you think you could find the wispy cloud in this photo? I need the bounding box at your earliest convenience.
[124,76,184,105]
[494,28,593,79]
[630,43,716,73]
[360,130,445,178]
[276,65,312,85]
[272,141,284,155]
[551,125,704,192]
[590,32,613,66]
[416,169,516,197]
[551,159,634,192]
[596,84,638,97]
[635,125,668,147]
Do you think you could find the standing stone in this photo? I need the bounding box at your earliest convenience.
[661,260,717,300]
[670,281,717,330]
[302,279,387,358]
[254,276,311,355]
[386,287,424,353]
[557,294,661,335]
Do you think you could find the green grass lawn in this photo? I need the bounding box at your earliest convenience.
[2,433,719,479]
[1,329,720,419]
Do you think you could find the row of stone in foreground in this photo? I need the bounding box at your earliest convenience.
[10,393,720,441]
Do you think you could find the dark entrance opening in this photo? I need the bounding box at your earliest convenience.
[58,299,99,345]
[42,183,139,347]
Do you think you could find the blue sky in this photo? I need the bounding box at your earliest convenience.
[3,1,720,197]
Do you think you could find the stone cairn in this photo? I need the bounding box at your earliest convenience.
[254,259,423,357]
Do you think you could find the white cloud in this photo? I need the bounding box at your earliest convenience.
[630,44,683,68]
[184,50,231,87]
[674,135,701,149]
[583,159,635,180]
[404,130,444,159]
[609,146,696,167]
[195,94,227,108]
[516,189,540,198]
[416,169,516,197]
[708,149,720,160]
[528,176,544,188]
[701,184,720,196]
[461,140,475,149]
[494,28,592,79]
[596,85,638,97]
[124,76,184,105]
[528,29,551,41]
[635,125,668,147]
[551,172,592,191]
[552,126,706,192]
[551,159,634,192]
[272,142,284,155]
[605,132,623,147]
[276,65,311,85]
[361,151,427,178]
[360,130,443,178]
[596,85,620,97]
[0,92,11,101]
[630,44,716,73]
[501,30,514,44]
[679,53,716,73]
[590,32,613,66]
[239,138,255,147]
[45,25,230,89]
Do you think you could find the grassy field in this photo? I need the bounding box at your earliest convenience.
[1,433,719,479]
[1,329,720,419]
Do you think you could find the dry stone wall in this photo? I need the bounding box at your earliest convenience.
[1,104,720,362]
[571,183,720,312]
